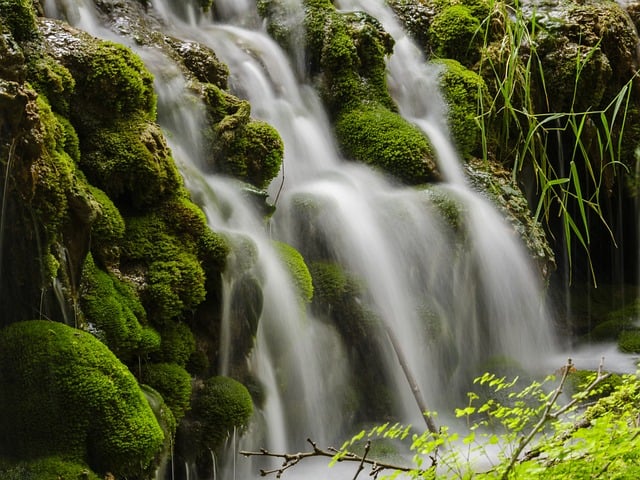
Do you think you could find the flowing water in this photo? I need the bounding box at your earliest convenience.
[40,0,563,478]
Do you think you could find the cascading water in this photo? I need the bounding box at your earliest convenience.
[42,0,561,478]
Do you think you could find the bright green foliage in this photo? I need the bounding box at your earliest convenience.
[434,58,487,158]
[191,376,254,450]
[322,365,640,480]
[141,363,192,423]
[429,5,482,66]
[336,104,438,184]
[0,456,101,480]
[0,0,38,42]
[0,320,164,478]
[274,241,314,305]
[80,254,147,361]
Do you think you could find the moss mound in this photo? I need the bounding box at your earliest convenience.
[429,4,482,66]
[190,376,254,450]
[434,58,487,158]
[0,320,164,478]
[274,241,314,305]
[0,456,101,480]
[335,104,439,184]
[141,362,192,423]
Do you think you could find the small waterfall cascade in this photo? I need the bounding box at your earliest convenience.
[41,0,559,478]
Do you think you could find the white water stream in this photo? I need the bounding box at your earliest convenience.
[40,0,566,478]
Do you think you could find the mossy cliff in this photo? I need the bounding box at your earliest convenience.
[0,1,261,478]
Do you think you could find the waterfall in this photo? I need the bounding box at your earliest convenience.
[41,0,559,478]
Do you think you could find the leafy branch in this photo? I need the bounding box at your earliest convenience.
[241,359,638,479]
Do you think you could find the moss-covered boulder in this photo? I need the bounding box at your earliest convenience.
[434,58,487,158]
[188,376,253,450]
[429,4,483,66]
[141,362,193,423]
[0,456,101,480]
[335,104,439,184]
[0,0,39,42]
[274,241,314,305]
[0,320,164,478]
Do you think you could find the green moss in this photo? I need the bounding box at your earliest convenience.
[0,0,38,42]
[434,58,487,158]
[568,369,623,398]
[0,456,101,480]
[191,376,253,450]
[147,254,206,322]
[28,56,76,116]
[79,41,156,121]
[0,320,164,478]
[154,320,196,367]
[274,241,314,304]
[225,120,284,189]
[80,120,182,210]
[429,5,482,66]
[80,254,147,362]
[141,363,192,423]
[335,104,439,184]
[303,2,395,116]
[87,184,125,266]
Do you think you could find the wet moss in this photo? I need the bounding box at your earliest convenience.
[0,0,38,42]
[190,376,253,450]
[28,55,75,116]
[154,320,196,367]
[429,4,482,66]
[0,456,101,480]
[0,320,164,478]
[80,254,147,362]
[335,104,439,184]
[141,362,192,423]
[434,58,487,158]
[79,120,182,210]
[87,184,125,267]
[274,241,314,305]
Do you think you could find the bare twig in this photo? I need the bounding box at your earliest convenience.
[240,438,420,478]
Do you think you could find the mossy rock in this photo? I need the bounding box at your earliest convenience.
[0,0,38,42]
[433,58,487,158]
[274,241,314,305]
[27,55,75,116]
[141,362,192,423]
[0,320,164,478]
[303,1,395,116]
[335,104,439,184]
[567,369,623,398]
[80,254,147,362]
[79,120,182,210]
[429,5,482,66]
[189,376,253,450]
[154,320,196,367]
[0,456,101,480]
[220,120,284,189]
[87,184,125,266]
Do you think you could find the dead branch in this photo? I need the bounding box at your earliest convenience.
[240,438,422,478]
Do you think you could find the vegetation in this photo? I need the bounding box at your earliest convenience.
[0,320,164,478]
[244,361,640,479]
